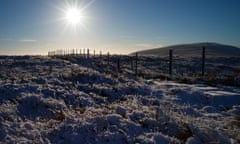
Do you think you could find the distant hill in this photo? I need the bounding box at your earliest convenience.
[132,42,240,57]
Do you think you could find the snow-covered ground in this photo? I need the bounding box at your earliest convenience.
[0,56,239,143]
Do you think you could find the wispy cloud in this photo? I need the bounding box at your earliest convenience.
[18,39,37,42]
[0,38,37,42]
[136,43,162,48]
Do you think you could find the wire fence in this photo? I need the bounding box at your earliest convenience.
[48,47,240,86]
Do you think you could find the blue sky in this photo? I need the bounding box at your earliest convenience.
[0,0,240,55]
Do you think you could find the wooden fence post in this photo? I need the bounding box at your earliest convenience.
[135,53,138,76]
[107,52,110,67]
[117,56,120,72]
[83,48,85,58]
[202,47,205,77]
[87,48,90,59]
[169,49,173,79]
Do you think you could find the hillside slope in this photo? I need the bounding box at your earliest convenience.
[134,42,240,57]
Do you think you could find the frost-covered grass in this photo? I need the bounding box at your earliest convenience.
[60,55,240,86]
[0,56,239,143]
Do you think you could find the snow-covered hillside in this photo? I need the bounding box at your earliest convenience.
[134,42,240,57]
[0,56,239,143]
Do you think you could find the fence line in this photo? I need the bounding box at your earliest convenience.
[48,48,106,57]
[48,47,207,80]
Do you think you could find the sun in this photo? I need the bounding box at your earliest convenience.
[65,8,82,25]
[58,0,95,30]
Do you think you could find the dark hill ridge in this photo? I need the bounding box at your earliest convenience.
[133,42,240,57]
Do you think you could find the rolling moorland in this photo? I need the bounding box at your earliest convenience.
[134,42,240,57]
[0,42,240,143]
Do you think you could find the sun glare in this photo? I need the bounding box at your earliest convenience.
[59,0,95,30]
[66,8,82,25]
